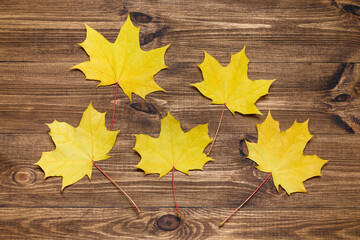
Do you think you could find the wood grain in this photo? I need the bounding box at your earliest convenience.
[0,208,359,239]
[0,0,359,239]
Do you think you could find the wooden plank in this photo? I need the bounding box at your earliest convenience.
[1,0,360,238]
[0,133,358,209]
[1,62,359,135]
[0,31,358,64]
[0,95,356,135]
[0,0,359,63]
[0,62,354,92]
[0,208,359,239]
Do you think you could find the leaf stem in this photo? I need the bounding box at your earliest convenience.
[172,166,180,217]
[207,104,226,156]
[92,160,140,213]
[219,172,272,227]
[110,83,119,131]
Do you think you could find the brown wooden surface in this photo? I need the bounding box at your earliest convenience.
[1,0,359,239]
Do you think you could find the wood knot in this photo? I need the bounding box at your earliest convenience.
[157,214,180,231]
[130,12,152,23]
[239,135,257,157]
[343,4,360,16]
[239,139,249,157]
[332,0,360,16]
[130,102,158,115]
[139,28,165,46]
[139,32,154,45]
[13,169,36,185]
[331,93,351,103]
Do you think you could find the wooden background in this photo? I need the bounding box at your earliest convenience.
[0,0,359,239]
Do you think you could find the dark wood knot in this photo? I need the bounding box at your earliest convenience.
[130,102,158,115]
[139,32,154,45]
[130,12,152,23]
[331,94,351,103]
[139,29,164,46]
[157,214,180,231]
[332,1,360,17]
[239,135,257,157]
[239,139,249,157]
[13,169,36,185]
[343,4,360,16]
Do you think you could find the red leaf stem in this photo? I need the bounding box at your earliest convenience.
[92,160,140,213]
[219,172,272,226]
[207,104,226,156]
[172,166,180,217]
[110,83,119,131]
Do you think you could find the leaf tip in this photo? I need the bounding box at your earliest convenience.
[165,111,172,118]
[70,64,77,70]
[158,173,166,180]
[164,43,171,50]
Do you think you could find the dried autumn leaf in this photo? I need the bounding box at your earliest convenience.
[35,103,119,190]
[246,111,328,194]
[134,112,212,215]
[134,113,213,177]
[220,111,328,226]
[72,15,170,101]
[192,47,275,115]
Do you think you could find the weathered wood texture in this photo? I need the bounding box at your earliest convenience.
[0,0,359,239]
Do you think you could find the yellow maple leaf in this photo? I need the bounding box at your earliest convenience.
[246,111,328,194]
[35,103,119,190]
[134,113,213,178]
[192,47,275,115]
[72,15,170,101]
[134,113,212,216]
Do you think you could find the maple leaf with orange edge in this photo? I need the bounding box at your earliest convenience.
[192,47,275,115]
[246,111,328,195]
[72,15,170,101]
[134,112,212,216]
[35,103,119,190]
